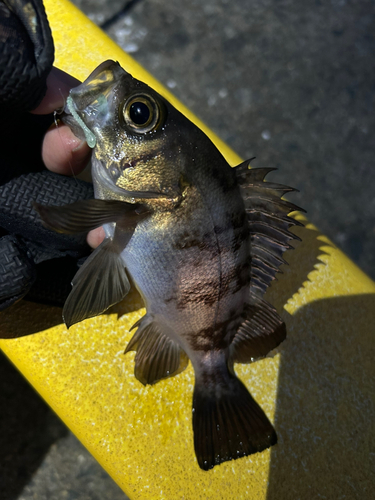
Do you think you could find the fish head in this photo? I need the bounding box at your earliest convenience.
[63,60,189,206]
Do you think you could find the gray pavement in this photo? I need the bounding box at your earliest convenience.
[1,0,374,498]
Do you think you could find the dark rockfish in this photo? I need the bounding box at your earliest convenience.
[35,60,302,470]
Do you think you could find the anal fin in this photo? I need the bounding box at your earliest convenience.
[125,316,189,385]
[229,291,286,363]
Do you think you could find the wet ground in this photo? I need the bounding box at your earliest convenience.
[2,0,374,498]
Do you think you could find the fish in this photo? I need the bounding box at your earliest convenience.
[34,60,302,471]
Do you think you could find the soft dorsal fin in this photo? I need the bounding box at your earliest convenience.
[125,315,189,385]
[229,290,286,364]
[235,161,304,299]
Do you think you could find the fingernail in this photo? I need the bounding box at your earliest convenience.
[72,138,86,152]
[60,124,85,151]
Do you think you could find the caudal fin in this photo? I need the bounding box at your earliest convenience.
[192,369,276,470]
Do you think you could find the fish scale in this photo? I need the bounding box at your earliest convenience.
[123,168,248,348]
[34,59,301,471]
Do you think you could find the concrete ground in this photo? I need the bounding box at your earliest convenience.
[1,0,374,498]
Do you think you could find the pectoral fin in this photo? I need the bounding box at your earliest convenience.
[34,199,148,234]
[34,198,150,328]
[63,235,131,328]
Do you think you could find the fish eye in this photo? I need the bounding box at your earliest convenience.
[120,93,164,133]
[129,101,151,125]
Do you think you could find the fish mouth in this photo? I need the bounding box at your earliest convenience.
[60,60,124,146]
[67,59,123,112]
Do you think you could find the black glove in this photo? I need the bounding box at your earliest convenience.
[0,0,93,311]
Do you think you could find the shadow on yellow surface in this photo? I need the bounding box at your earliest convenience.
[266,219,326,311]
[257,223,375,498]
[267,292,375,499]
[0,283,144,339]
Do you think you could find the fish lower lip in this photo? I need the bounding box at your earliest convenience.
[60,111,86,142]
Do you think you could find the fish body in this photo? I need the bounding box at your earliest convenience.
[36,60,301,470]
[121,148,249,356]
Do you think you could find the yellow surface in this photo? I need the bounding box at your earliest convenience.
[1,1,375,498]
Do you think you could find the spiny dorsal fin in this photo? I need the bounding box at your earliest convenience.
[229,291,286,364]
[236,161,276,183]
[235,163,304,298]
[125,316,189,385]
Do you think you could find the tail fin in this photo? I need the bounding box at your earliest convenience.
[193,367,276,470]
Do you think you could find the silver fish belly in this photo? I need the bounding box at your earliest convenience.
[35,60,302,470]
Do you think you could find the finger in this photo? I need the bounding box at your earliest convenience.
[87,227,106,249]
[31,67,81,115]
[42,123,91,175]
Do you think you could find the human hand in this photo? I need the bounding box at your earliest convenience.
[32,66,105,248]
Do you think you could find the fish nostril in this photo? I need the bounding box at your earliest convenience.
[108,165,122,181]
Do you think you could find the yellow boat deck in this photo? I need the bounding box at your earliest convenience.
[1,1,374,498]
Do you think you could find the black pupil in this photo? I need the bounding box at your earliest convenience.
[129,101,151,125]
